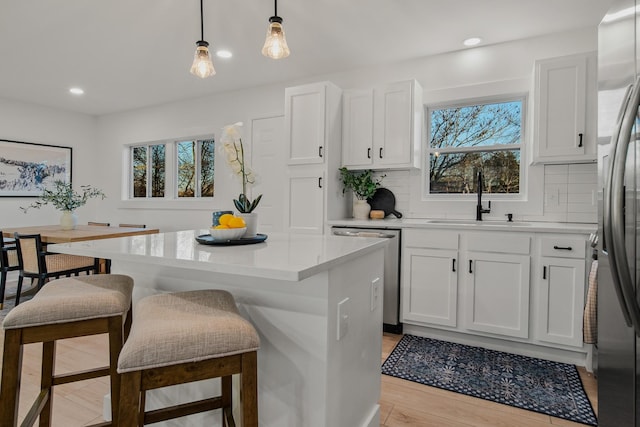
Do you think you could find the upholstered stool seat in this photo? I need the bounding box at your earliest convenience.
[0,274,134,427]
[117,289,260,426]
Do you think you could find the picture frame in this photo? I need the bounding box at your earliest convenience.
[0,139,72,197]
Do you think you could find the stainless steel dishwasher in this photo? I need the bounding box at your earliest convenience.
[331,226,402,334]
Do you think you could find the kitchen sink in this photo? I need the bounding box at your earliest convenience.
[425,219,533,226]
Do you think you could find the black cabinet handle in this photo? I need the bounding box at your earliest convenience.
[553,245,572,251]
[318,146,323,158]
[452,258,456,272]
[367,148,371,159]
[318,177,322,188]
[379,147,383,159]
[468,260,473,274]
[578,133,583,148]
[543,266,547,280]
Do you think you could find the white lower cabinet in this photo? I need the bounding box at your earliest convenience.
[402,247,458,327]
[401,227,590,360]
[286,168,325,234]
[463,251,530,338]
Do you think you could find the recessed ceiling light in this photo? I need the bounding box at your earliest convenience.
[216,50,232,58]
[69,87,84,95]
[463,37,482,47]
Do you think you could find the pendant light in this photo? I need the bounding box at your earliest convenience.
[262,0,290,59]
[190,0,216,78]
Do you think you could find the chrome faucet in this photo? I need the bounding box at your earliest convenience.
[476,171,491,221]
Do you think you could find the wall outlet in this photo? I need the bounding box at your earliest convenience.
[337,297,350,340]
[370,277,381,312]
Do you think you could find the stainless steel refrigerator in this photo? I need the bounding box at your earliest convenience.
[598,1,640,425]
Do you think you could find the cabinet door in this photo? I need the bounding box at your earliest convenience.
[286,169,324,234]
[285,83,326,165]
[342,89,374,168]
[536,257,586,347]
[402,248,458,327]
[373,81,414,168]
[534,54,591,162]
[463,252,530,338]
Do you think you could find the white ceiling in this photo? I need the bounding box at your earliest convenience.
[0,0,612,116]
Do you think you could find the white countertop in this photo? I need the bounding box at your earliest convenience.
[48,229,388,282]
[328,218,597,234]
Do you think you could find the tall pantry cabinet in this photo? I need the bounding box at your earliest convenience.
[284,81,348,234]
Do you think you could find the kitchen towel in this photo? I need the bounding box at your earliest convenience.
[583,260,598,344]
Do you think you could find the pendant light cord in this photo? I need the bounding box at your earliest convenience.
[274,0,277,17]
[199,0,204,41]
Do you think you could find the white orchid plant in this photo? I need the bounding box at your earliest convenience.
[221,122,262,213]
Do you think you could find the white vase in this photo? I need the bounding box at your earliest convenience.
[60,210,78,230]
[353,199,371,220]
[238,212,258,238]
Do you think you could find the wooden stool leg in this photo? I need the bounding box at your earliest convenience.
[241,352,258,427]
[221,375,232,426]
[118,371,142,426]
[0,329,23,427]
[0,270,7,310]
[108,316,124,424]
[38,341,56,427]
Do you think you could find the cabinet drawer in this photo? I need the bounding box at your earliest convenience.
[466,233,530,255]
[403,229,458,249]
[540,237,586,259]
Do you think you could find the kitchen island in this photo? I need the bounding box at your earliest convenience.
[48,230,387,427]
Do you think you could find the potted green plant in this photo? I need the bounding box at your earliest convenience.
[338,167,385,219]
[20,180,106,230]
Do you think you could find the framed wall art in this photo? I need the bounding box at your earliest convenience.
[0,139,72,197]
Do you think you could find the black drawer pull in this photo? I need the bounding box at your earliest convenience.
[543,266,547,280]
[318,146,323,158]
[468,260,473,274]
[379,147,383,158]
[367,148,371,159]
[553,245,572,251]
[578,133,583,148]
[452,258,456,272]
[318,177,322,188]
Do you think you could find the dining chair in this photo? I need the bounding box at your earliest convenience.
[119,223,146,228]
[88,221,111,226]
[0,233,20,310]
[13,233,100,306]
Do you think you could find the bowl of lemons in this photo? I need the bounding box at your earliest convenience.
[209,214,247,240]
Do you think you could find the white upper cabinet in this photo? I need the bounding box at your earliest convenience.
[532,52,597,164]
[285,82,341,165]
[342,80,423,170]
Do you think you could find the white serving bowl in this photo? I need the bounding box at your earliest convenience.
[209,227,246,240]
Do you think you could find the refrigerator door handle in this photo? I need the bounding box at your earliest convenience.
[607,77,640,334]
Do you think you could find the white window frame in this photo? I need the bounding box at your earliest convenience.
[129,143,166,199]
[424,94,527,201]
[175,138,215,199]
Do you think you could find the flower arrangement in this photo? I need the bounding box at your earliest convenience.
[221,122,262,213]
[338,167,385,200]
[20,180,105,213]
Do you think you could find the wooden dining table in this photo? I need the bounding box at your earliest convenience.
[2,224,159,243]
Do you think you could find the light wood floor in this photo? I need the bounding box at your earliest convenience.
[0,329,597,426]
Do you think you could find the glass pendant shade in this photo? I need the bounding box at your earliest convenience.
[262,17,290,59]
[190,41,216,78]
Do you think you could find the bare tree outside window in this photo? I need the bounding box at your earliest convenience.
[151,145,165,197]
[428,98,523,194]
[132,146,147,198]
[176,138,215,198]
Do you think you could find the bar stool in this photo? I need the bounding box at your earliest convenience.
[0,274,134,427]
[117,289,260,426]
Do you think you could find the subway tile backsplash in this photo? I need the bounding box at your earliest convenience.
[372,164,597,224]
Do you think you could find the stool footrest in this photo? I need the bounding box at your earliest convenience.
[145,396,223,425]
[53,367,110,386]
[22,389,50,427]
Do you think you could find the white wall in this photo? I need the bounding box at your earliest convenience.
[0,99,100,227]
[0,27,599,231]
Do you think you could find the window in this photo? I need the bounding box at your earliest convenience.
[132,144,165,198]
[176,139,215,198]
[129,137,214,199]
[426,96,524,196]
